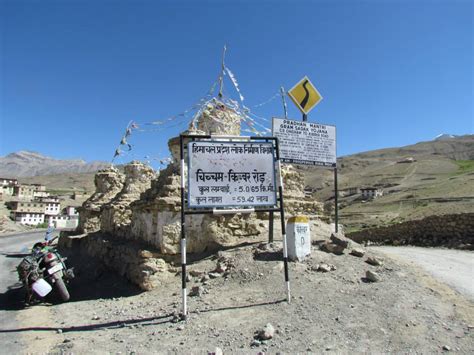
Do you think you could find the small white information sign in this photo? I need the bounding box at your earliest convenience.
[272,118,336,167]
[188,141,277,208]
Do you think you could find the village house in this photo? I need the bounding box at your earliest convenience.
[340,187,359,197]
[1,178,18,196]
[38,196,61,221]
[32,184,49,198]
[13,184,47,199]
[9,200,46,225]
[65,206,79,218]
[360,187,384,200]
[0,177,18,186]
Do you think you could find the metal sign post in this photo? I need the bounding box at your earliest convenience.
[179,134,291,319]
[334,167,338,233]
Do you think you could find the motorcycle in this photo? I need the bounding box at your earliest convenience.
[17,235,74,304]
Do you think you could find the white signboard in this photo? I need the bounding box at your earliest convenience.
[272,118,336,167]
[188,141,277,208]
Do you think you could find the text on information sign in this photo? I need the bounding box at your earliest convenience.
[188,141,277,208]
[272,118,336,167]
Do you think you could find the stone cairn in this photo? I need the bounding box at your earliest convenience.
[77,166,125,234]
[100,161,155,237]
[129,99,263,254]
[69,98,323,290]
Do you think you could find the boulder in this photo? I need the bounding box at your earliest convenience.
[366,270,381,282]
[366,256,384,266]
[320,241,345,255]
[350,248,366,257]
[330,232,351,248]
[256,323,275,340]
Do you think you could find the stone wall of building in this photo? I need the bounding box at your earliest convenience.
[348,213,474,249]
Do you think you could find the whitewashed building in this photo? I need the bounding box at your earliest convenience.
[9,200,46,226]
[0,178,18,186]
[360,187,383,200]
[14,212,45,225]
[39,197,61,216]
[65,206,79,218]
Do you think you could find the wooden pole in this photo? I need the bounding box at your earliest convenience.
[280,86,288,120]
[218,45,227,99]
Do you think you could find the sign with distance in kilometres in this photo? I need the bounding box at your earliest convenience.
[188,141,277,208]
[272,118,336,167]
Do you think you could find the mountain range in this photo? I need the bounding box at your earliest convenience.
[0,151,111,178]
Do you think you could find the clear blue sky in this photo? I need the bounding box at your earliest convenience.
[1,0,473,165]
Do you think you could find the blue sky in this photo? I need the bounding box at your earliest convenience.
[1,0,472,165]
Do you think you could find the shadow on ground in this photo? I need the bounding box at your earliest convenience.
[59,252,142,303]
[0,253,142,312]
[0,283,27,311]
[253,250,283,262]
[0,313,174,334]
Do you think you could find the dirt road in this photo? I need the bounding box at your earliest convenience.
[0,231,55,353]
[373,246,474,301]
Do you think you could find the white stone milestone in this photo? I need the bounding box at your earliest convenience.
[287,215,311,261]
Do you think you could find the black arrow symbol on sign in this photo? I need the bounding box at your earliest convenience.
[300,80,310,109]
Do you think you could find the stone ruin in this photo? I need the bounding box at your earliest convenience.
[63,98,324,290]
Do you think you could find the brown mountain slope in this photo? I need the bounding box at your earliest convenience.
[301,135,474,232]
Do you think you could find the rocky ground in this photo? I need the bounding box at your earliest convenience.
[11,234,474,354]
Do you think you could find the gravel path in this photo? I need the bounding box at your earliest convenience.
[372,246,474,301]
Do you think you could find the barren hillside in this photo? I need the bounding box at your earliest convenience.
[0,151,110,178]
[301,135,474,232]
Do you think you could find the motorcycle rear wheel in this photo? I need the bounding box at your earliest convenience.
[55,278,70,302]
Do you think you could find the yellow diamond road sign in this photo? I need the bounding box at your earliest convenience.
[287,76,323,115]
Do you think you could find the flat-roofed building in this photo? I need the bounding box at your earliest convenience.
[13,185,36,199]
[360,187,383,200]
[13,212,45,225]
[13,184,47,199]
[9,200,46,213]
[0,178,18,186]
[9,200,46,225]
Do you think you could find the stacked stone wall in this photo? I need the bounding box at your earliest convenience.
[348,213,474,250]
